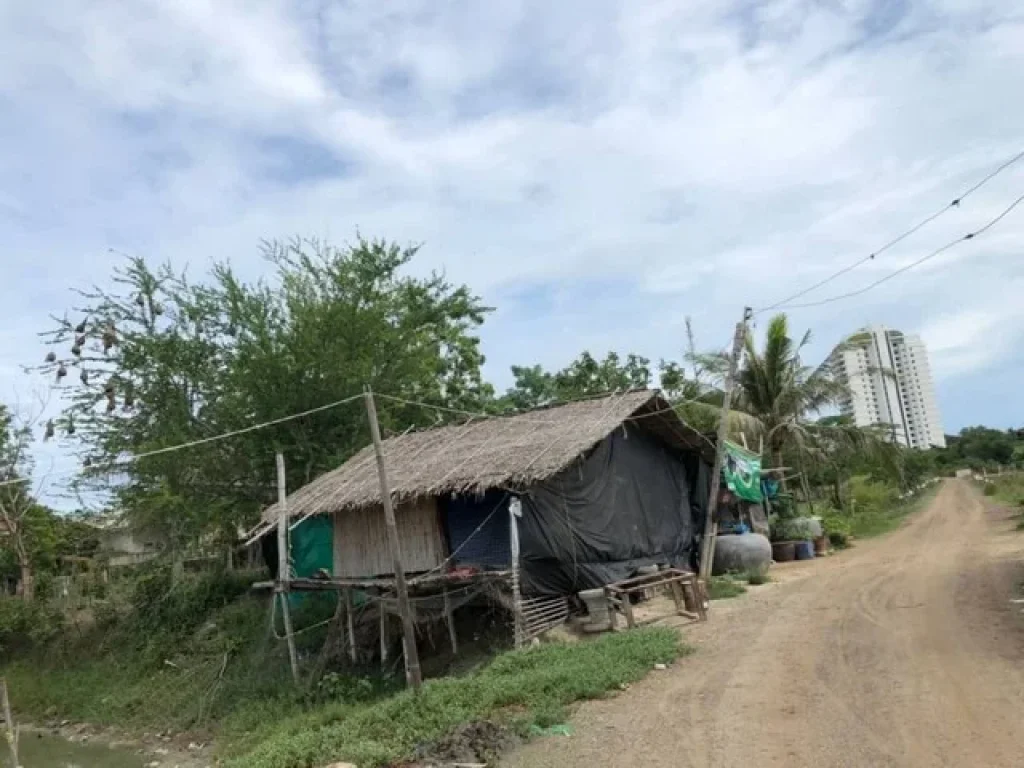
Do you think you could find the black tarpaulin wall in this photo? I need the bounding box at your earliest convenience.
[517,422,708,596]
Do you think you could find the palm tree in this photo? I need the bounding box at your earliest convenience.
[694,313,848,473]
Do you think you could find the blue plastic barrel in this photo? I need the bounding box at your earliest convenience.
[794,540,815,560]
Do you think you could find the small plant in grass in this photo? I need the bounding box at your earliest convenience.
[743,568,771,586]
[983,483,997,496]
[707,576,746,600]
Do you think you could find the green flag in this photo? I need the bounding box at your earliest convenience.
[723,441,763,502]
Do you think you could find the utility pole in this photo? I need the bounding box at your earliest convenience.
[698,307,752,583]
[276,453,300,684]
[364,386,422,690]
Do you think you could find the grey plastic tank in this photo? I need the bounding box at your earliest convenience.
[712,532,772,575]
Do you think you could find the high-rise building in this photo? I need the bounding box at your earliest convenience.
[829,326,945,449]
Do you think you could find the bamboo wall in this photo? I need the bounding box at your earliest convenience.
[333,497,446,577]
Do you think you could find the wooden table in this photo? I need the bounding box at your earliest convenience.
[604,568,708,628]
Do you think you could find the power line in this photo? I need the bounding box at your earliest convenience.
[755,148,1024,315]
[774,191,1024,310]
[0,393,366,488]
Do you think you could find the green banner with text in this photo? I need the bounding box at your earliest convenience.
[723,440,763,502]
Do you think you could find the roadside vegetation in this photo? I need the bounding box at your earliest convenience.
[224,628,684,768]
[0,564,683,766]
[982,472,1024,529]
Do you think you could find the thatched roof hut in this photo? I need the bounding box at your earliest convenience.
[250,390,714,595]
[256,389,711,529]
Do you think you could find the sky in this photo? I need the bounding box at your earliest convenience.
[2,0,1023,504]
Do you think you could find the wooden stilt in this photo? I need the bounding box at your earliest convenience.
[509,498,523,649]
[345,589,357,664]
[379,601,389,669]
[443,587,458,654]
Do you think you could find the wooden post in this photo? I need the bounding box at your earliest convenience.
[345,589,357,664]
[698,307,752,583]
[1,677,18,768]
[276,453,300,684]
[509,497,523,649]
[379,602,389,668]
[364,386,422,690]
[443,587,458,654]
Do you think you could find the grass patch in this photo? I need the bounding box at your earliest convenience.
[986,472,1024,507]
[223,628,686,768]
[743,568,771,586]
[847,482,939,539]
[707,576,747,600]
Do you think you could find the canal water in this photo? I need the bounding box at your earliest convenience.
[0,732,146,768]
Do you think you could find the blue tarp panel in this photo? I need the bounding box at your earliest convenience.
[442,490,511,569]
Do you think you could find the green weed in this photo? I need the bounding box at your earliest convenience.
[743,568,771,586]
[224,628,686,768]
[707,576,746,600]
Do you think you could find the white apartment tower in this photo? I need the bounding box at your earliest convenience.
[830,326,945,450]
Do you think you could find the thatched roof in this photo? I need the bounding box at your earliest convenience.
[250,390,712,537]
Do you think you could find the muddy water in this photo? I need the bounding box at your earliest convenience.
[1,732,146,768]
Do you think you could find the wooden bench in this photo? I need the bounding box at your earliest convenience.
[604,568,708,628]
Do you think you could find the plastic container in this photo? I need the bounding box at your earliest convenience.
[794,540,815,560]
[813,535,829,556]
[771,540,797,562]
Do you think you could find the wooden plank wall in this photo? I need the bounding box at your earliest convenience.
[333,497,446,578]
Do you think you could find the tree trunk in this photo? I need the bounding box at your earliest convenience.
[18,562,33,602]
[772,446,787,491]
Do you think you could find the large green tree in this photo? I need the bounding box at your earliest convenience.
[503,351,652,410]
[41,238,493,550]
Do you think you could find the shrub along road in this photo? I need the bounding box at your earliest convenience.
[504,479,1024,768]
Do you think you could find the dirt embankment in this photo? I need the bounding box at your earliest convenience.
[504,480,1024,768]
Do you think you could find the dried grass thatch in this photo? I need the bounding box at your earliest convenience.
[256,390,711,533]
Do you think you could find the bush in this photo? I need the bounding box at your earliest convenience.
[0,598,65,655]
[828,531,850,549]
[983,484,997,496]
[770,518,812,542]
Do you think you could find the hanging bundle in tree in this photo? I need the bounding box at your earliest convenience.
[80,369,90,386]
[105,397,116,415]
[123,382,135,409]
[71,344,82,357]
[45,351,56,363]
[135,294,146,307]
[67,416,75,436]
[153,303,164,315]
[44,420,55,440]
[75,318,88,334]
[56,363,67,382]
[102,325,117,352]
[104,378,115,396]
[75,334,86,347]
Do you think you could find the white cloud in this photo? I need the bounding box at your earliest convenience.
[2,0,1024,504]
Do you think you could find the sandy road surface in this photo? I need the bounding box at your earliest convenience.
[504,480,1024,768]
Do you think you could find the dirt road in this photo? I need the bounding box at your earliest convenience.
[504,480,1024,768]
